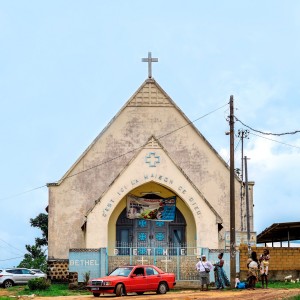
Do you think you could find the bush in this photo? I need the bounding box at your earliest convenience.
[82,271,91,285]
[28,277,51,290]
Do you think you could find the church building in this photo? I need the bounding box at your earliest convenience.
[47,53,254,281]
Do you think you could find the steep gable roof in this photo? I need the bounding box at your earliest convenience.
[47,78,232,186]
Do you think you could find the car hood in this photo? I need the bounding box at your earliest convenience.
[91,275,129,281]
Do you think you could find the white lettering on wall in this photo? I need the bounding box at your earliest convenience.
[117,186,128,196]
[69,259,99,266]
[101,173,201,219]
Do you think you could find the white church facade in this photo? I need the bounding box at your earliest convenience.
[47,54,254,281]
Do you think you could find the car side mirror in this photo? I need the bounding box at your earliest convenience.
[131,274,137,278]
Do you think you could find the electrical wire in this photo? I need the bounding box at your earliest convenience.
[0,185,46,201]
[0,238,26,262]
[226,135,241,164]
[0,255,25,262]
[249,132,300,149]
[0,238,25,255]
[2,106,299,202]
[63,103,229,181]
[0,103,228,201]
[235,117,300,136]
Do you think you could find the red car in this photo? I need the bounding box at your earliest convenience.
[87,264,176,297]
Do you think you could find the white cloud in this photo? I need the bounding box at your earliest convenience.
[243,135,300,232]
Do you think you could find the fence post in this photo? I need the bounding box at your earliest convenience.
[176,248,180,280]
[130,246,132,265]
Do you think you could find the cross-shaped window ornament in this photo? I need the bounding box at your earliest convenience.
[142,52,158,78]
[161,256,172,272]
[145,152,160,167]
[137,256,148,265]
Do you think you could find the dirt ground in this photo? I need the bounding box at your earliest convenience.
[1,288,300,300]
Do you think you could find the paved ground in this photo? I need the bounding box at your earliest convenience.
[1,288,300,300]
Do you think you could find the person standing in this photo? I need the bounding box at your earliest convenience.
[247,251,259,290]
[213,253,230,289]
[259,248,270,289]
[195,255,213,291]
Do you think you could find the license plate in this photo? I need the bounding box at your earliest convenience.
[91,287,100,291]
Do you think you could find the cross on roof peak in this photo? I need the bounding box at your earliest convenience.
[142,52,158,78]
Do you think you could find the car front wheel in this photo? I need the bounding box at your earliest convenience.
[157,282,167,294]
[115,283,126,297]
[3,280,14,288]
[93,293,100,297]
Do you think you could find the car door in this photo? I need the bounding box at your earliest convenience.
[21,269,36,283]
[145,266,160,290]
[127,267,148,292]
[8,269,23,284]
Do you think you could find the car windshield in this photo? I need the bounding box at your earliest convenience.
[109,267,133,277]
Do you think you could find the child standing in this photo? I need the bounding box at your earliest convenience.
[247,251,259,290]
[259,249,270,289]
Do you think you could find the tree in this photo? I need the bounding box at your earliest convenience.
[18,213,48,272]
[30,213,48,247]
[18,244,47,271]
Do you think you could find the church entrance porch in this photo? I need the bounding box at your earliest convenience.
[116,207,186,256]
[106,181,200,257]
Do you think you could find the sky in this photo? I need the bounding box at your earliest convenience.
[1,1,300,268]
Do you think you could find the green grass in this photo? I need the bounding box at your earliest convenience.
[255,281,300,289]
[3,283,90,297]
[285,296,300,300]
[1,281,300,298]
[22,283,90,296]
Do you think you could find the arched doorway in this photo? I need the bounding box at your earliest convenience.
[116,207,186,256]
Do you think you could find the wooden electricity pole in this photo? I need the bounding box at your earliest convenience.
[229,95,236,288]
[244,155,251,254]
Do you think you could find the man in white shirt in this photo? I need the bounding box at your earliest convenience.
[195,255,213,291]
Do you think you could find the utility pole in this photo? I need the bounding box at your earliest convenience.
[237,129,249,231]
[244,155,251,254]
[229,95,236,288]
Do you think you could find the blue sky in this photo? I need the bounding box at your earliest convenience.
[1,1,300,268]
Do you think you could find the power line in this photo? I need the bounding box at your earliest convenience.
[0,255,25,262]
[235,117,300,136]
[2,105,298,202]
[0,185,46,201]
[0,238,25,255]
[157,103,229,140]
[249,132,300,149]
[0,103,228,201]
[54,103,228,182]
[226,137,241,164]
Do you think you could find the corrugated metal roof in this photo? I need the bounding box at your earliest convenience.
[257,221,300,243]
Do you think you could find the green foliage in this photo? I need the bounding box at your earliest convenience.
[266,281,300,289]
[27,277,51,290]
[17,244,47,272]
[17,213,48,272]
[20,283,91,296]
[82,271,91,285]
[5,282,300,298]
[30,213,48,247]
